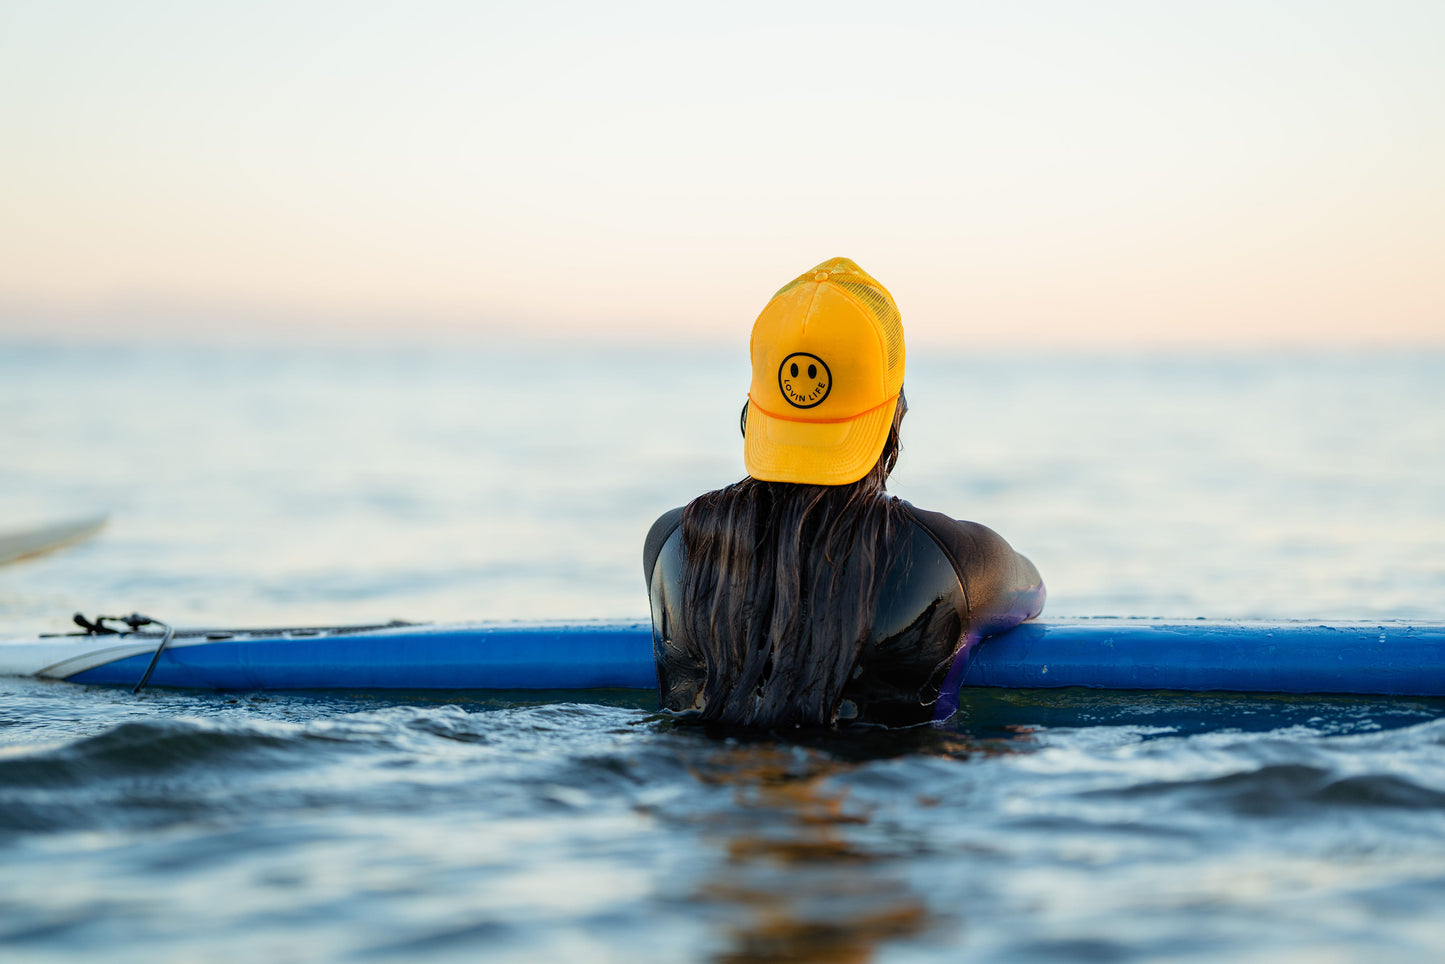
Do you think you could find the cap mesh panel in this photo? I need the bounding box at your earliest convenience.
[833,279,903,372]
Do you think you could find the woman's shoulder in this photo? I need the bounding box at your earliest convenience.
[895,500,1045,621]
[894,501,1024,580]
[897,501,1010,550]
[646,505,686,542]
[642,484,733,583]
[642,506,686,587]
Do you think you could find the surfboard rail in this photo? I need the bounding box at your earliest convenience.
[2,617,1443,698]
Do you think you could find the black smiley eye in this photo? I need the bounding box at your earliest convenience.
[808,364,817,379]
[790,363,799,377]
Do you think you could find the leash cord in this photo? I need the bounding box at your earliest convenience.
[73,612,174,694]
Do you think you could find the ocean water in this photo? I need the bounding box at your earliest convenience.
[2,337,1444,962]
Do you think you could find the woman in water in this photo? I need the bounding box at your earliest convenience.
[644,258,1044,727]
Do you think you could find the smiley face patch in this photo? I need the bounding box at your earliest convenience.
[778,353,832,409]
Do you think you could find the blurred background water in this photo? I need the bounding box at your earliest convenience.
[4,339,1442,631]
[2,338,1444,962]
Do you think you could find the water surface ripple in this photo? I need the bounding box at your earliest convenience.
[2,683,1444,962]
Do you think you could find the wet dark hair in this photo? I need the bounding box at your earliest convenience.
[677,398,907,727]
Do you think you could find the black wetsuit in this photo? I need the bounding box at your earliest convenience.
[643,500,1045,726]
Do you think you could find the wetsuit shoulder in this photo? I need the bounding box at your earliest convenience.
[899,501,1046,628]
[902,504,1004,588]
[643,506,685,587]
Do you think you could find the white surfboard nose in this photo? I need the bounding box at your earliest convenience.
[0,514,108,567]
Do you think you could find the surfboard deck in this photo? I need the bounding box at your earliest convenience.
[3,617,1442,698]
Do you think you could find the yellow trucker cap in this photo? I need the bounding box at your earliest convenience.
[744,257,906,485]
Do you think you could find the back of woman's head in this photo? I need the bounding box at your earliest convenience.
[678,258,909,727]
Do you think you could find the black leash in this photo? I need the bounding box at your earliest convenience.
[73,612,175,694]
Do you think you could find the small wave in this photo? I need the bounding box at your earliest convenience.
[353,919,513,958]
[1311,773,1445,809]
[0,703,670,838]
[0,718,332,788]
[0,717,367,836]
[1086,762,1445,815]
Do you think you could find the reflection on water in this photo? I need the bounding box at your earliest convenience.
[694,742,931,963]
[953,686,1445,739]
[677,728,1028,962]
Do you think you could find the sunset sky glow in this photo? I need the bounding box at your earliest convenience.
[2,1,1441,346]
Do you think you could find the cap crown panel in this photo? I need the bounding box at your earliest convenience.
[750,283,885,419]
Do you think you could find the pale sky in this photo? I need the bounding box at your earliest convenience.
[2,0,1441,346]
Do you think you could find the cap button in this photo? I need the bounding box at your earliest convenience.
[813,271,829,282]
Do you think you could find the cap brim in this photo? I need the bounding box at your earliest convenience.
[743,397,897,486]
